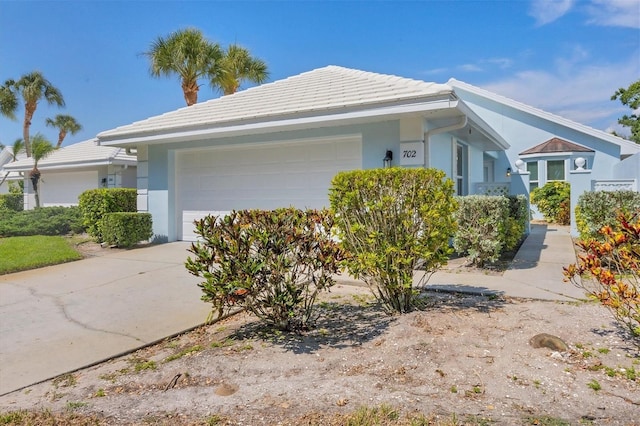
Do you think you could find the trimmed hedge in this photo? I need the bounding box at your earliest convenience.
[575,190,640,241]
[0,206,85,237]
[0,193,23,212]
[453,195,528,266]
[101,212,153,248]
[78,188,137,241]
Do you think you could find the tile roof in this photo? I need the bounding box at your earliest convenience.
[520,137,595,155]
[98,65,453,140]
[2,139,136,172]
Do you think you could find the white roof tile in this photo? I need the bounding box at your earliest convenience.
[98,65,452,140]
[2,139,136,172]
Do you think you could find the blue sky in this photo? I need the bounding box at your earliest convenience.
[1,0,638,147]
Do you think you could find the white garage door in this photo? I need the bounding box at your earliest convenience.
[41,171,98,207]
[176,137,362,241]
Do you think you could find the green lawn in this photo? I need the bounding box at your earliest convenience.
[0,236,83,275]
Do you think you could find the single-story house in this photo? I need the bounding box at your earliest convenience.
[0,146,26,194]
[1,139,137,209]
[97,66,639,242]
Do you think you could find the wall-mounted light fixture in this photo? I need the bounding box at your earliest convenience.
[506,167,512,177]
[383,150,393,168]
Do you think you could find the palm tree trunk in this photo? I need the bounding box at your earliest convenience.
[181,79,199,106]
[23,102,37,157]
[56,130,66,149]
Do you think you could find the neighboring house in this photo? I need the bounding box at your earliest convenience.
[97,66,639,242]
[1,139,137,209]
[0,146,25,194]
[449,79,640,231]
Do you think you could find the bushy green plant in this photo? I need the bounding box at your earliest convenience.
[0,206,84,237]
[454,195,509,266]
[564,212,640,348]
[575,190,640,241]
[186,208,344,331]
[329,168,457,313]
[530,181,570,224]
[78,188,137,241]
[101,212,153,248]
[0,193,23,212]
[505,195,528,252]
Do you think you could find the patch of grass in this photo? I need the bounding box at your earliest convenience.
[450,385,458,393]
[210,338,235,348]
[526,416,570,426]
[130,358,157,372]
[65,401,88,411]
[164,345,203,362]
[94,388,105,397]
[587,379,601,391]
[0,235,82,274]
[52,373,77,388]
[597,347,610,354]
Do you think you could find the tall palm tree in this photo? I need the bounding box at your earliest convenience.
[13,71,65,158]
[29,134,55,208]
[210,43,269,95]
[0,139,25,187]
[45,114,82,148]
[145,28,222,106]
[0,79,18,120]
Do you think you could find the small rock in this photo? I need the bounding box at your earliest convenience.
[529,333,569,352]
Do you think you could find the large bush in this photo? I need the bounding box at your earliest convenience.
[78,188,137,241]
[186,208,344,331]
[329,168,457,313]
[0,206,85,237]
[530,181,570,225]
[454,195,528,266]
[0,193,23,212]
[564,212,640,348]
[454,196,509,266]
[101,212,153,248]
[575,190,640,241]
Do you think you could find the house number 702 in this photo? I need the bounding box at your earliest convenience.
[402,150,417,158]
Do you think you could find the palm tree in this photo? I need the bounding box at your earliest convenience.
[0,79,18,120]
[13,71,65,158]
[145,28,222,106]
[29,134,55,208]
[45,114,82,148]
[210,43,269,95]
[0,139,25,187]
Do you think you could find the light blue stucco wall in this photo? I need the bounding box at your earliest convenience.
[145,120,407,240]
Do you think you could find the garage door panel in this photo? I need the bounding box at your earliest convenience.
[177,137,362,240]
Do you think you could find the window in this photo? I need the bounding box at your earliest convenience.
[527,161,538,191]
[547,160,565,181]
[455,142,468,195]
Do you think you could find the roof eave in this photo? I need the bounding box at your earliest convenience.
[99,98,460,147]
[3,158,137,172]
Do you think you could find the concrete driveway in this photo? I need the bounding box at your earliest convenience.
[0,242,211,396]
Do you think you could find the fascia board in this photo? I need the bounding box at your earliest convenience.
[99,98,458,147]
[456,100,510,150]
[3,159,135,172]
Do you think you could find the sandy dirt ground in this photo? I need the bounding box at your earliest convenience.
[1,281,638,425]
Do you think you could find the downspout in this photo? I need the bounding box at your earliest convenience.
[423,115,467,168]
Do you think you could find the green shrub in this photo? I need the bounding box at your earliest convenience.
[505,195,528,252]
[575,190,640,241]
[564,212,640,348]
[186,208,344,331]
[101,212,153,248]
[78,188,137,241]
[0,193,23,212]
[453,196,509,266]
[329,168,457,313]
[0,206,84,237]
[530,181,571,224]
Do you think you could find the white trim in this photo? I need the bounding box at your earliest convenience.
[99,99,457,146]
[449,79,640,157]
